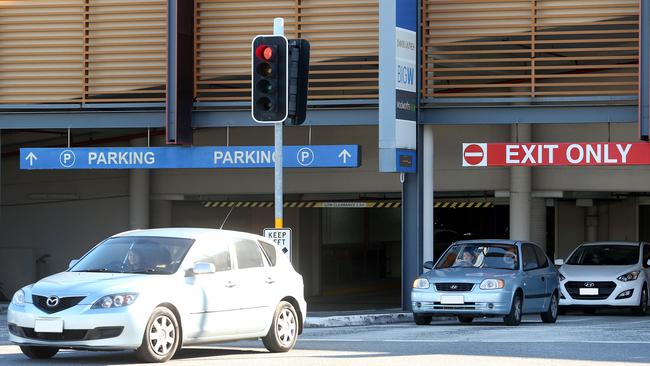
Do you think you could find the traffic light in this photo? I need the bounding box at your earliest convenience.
[252,35,288,123]
[287,39,310,125]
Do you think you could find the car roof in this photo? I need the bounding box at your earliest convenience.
[453,239,520,245]
[580,241,642,247]
[112,228,267,242]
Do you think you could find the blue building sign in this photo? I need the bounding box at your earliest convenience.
[20,145,360,170]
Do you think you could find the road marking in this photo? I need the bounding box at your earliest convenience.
[301,339,650,344]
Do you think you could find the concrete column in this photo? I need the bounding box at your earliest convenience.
[151,200,172,228]
[129,139,150,230]
[423,125,434,262]
[509,124,532,241]
[531,198,547,250]
[585,205,598,242]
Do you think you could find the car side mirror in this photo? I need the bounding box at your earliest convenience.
[554,259,564,266]
[68,259,79,269]
[646,259,650,268]
[423,261,434,270]
[193,262,216,275]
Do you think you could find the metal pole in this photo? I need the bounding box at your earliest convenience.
[274,18,284,229]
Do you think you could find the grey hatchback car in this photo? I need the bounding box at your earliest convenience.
[411,240,560,326]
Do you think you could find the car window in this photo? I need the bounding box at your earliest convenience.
[533,245,549,269]
[70,236,193,274]
[522,244,540,271]
[643,244,650,266]
[435,243,519,270]
[234,239,265,269]
[566,245,640,265]
[191,242,232,272]
[259,240,277,266]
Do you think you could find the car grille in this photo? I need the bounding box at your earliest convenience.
[8,324,123,341]
[432,302,477,310]
[435,283,474,292]
[32,295,85,314]
[564,281,616,300]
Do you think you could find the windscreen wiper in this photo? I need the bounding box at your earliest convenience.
[78,268,115,273]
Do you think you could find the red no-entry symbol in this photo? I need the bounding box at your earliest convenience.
[463,143,487,166]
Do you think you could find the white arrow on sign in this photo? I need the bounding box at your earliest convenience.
[25,152,38,166]
[338,149,352,164]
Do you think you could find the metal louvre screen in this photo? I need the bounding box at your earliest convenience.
[0,0,84,104]
[422,0,640,101]
[195,0,379,103]
[0,0,167,105]
[84,0,167,103]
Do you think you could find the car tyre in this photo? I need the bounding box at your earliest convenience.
[135,306,180,363]
[20,346,59,359]
[458,316,474,324]
[541,292,559,323]
[263,301,299,353]
[634,285,648,316]
[503,293,522,326]
[413,314,432,325]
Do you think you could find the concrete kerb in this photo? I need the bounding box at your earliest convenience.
[305,312,414,328]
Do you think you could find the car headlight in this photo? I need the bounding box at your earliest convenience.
[12,289,25,306]
[617,271,640,282]
[480,279,505,290]
[559,273,566,282]
[412,278,430,289]
[91,293,138,309]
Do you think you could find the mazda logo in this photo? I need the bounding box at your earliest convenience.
[450,284,458,290]
[584,282,595,288]
[46,296,60,308]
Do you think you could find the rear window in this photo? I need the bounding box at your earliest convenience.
[259,240,277,266]
[567,245,639,266]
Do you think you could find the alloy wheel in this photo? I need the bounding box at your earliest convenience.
[277,308,297,347]
[149,315,176,356]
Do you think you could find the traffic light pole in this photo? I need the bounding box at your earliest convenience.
[273,18,285,229]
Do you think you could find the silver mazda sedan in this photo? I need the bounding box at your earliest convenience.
[8,228,306,362]
[411,240,559,326]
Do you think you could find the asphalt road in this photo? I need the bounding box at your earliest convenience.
[2,313,650,365]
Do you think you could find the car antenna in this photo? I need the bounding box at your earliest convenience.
[219,206,235,230]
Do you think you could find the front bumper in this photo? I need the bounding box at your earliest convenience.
[411,287,513,316]
[8,301,146,350]
[559,280,643,307]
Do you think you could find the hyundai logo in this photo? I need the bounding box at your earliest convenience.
[450,284,458,290]
[46,296,60,308]
[584,282,595,288]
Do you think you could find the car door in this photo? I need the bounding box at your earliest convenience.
[184,240,239,339]
[521,243,546,313]
[532,244,555,310]
[230,237,274,334]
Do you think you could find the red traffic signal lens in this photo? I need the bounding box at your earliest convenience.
[263,47,273,60]
[255,45,274,61]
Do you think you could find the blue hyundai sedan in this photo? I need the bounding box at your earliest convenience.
[411,240,560,326]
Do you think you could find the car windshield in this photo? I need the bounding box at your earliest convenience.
[436,243,519,270]
[566,245,639,266]
[70,236,194,274]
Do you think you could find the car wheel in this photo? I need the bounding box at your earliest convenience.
[634,285,648,316]
[20,346,59,359]
[135,307,180,363]
[413,314,432,325]
[503,293,522,326]
[541,292,559,323]
[458,316,474,324]
[263,301,299,353]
